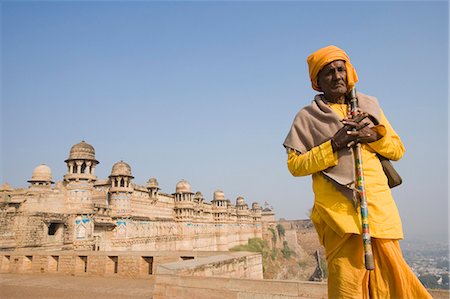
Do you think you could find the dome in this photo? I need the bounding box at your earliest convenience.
[146,177,159,189]
[213,190,225,201]
[66,140,97,161]
[0,183,13,192]
[28,164,53,183]
[175,179,192,193]
[236,196,245,206]
[252,202,261,210]
[110,161,133,177]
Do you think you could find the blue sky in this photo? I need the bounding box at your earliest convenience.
[1,1,448,242]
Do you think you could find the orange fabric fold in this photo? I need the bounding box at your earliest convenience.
[319,222,432,299]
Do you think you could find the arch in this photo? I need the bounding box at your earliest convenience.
[81,162,87,174]
[120,178,125,187]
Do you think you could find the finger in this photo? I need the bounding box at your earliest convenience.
[341,115,353,122]
[342,120,360,127]
[347,141,356,147]
[353,113,369,123]
[356,122,370,130]
[346,131,359,136]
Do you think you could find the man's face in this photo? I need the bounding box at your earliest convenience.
[317,60,347,100]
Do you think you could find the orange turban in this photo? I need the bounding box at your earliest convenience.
[307,45,358,92]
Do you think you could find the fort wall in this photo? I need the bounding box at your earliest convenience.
[0,250,252,278]
[0,141,273,253]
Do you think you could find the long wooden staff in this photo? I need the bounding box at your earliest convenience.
[348,88,375,270]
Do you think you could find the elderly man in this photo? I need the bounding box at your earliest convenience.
[283,45,431,298]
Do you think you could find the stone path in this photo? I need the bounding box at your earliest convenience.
[0,273,154,299]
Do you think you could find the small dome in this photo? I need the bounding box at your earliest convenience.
[175,179,192,193]
[0,183,13,192]
[262,201,274,212]
[194,192,203,203]
[147,177,159,189]
[110,161,133,177]
[236,196,245,206]
[252,202,261,210]
[66,140,97,161]
[213,190,225,201]
[28,164,53,183]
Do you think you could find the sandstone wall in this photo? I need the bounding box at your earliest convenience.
[0,212,17,249]
[153,274,327,299]
[156,251,263,279]
[0,250,247,278]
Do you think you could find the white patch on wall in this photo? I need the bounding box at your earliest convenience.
[115,220,127,238]
[75,215,90,239]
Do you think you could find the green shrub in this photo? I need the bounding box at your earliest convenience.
[268,227,277,245]
[276,224,285,237]
[271,248,277,261]
[230,238,271,272]
[281,241,293,259]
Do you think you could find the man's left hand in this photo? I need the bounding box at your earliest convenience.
[342,112,381,145]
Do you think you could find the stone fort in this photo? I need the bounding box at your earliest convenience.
[0,140,275,252]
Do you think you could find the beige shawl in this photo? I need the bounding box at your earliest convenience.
[283,92,381,205]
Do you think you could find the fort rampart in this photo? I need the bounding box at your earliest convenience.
[1,250,448,299]
[0,250,261,279]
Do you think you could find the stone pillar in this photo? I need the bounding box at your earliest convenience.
[86,161,92,175]
[76,161,83,174]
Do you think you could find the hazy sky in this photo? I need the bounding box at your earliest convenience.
[1,1,448,242]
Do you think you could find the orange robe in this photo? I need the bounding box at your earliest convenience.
[287,103,431,298]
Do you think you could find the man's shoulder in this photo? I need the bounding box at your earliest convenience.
[294,95,321,115]
[357,91,380,106]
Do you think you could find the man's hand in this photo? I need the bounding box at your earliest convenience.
[331,112,380,151]
[331,125,358,152]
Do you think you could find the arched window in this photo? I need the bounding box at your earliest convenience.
[120,178,125,187]
[81,162,87,174]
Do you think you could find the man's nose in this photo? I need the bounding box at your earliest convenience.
[332,70,343,80]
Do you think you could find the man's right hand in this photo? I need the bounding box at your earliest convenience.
[331,113,370,152]
[331,125,358,152]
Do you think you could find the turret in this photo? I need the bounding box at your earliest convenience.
[146,177,160,198]
[173,179,194,221]
[235,196,250,222]
[193,191,204,219]
[64,141,99,183]
[261,201,276,223]
[250,202,262,222]
[108,161,134,216]
[28,164,54,188]
[211,190,228,222]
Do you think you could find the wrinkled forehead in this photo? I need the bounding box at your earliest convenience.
[319,60,346,74]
